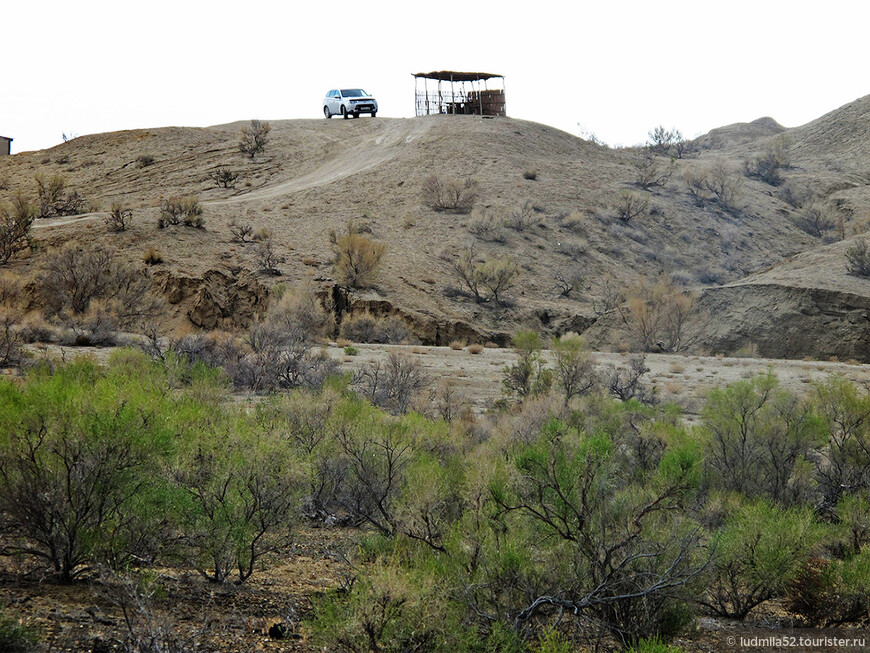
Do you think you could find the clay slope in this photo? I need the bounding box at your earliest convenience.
[0,99,869,351]
[689,236,870,362]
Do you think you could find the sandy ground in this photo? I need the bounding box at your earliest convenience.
[325,342,870,420]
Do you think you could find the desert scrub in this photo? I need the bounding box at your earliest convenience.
[339,311,410,344]
[34,173,84,218]
[0,193,35,265]
[105,202,132,232]
[239,119,271,159]
[143,247,163,265]
[845,238,870,277]
[421,175,477,213]
[157,195,203,228]
[209,167,239,188]
[329,220,385,288]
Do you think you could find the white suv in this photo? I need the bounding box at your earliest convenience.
[323,89,378,119]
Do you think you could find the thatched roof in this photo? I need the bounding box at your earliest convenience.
[412,71,503,82]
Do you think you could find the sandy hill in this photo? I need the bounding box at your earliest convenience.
[1,98,870,357]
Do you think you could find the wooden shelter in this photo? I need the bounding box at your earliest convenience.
[0,136,12,156]
[413,71,506,117]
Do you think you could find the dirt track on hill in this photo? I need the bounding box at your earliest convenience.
[208,119,434,205]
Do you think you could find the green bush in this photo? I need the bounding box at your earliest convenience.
[0,612,39,652]
[701,372,822,504]
[0,356,188,580]
[700,501,828,619]
[786,551,870,626]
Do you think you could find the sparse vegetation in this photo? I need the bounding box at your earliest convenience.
[136,154,155,167]
[330,220,386,288]
[157,195,204,228]
[254,235,282,274]
[634,150,675,190]
[104,202,132,232]
[142,247,162,265]
[238,119,271,159]
[39,241,160,332]
[0,193,35,265]
[615,189,650,222]
[209,167,239,188]
[34,173,84,219]
[845,238,870,277]
[504,200,540,231]
[683,162,742,211]
[647,125,687,158]
[421,175,478,213]
[448,246,519,305]
[794,202,835,239]
[338,311,410,344]
[619,277,696,352]
[467,208,506,242]
[228,219,253,242]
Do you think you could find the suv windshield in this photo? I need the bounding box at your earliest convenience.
[341,89,367,98]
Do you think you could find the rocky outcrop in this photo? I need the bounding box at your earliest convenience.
[327,284,511,346]
[696,283,870,362]
[155,269,269,330]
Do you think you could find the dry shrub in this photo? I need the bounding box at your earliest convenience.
[39,242,161,331]
[467,343,484,354]
[239,119,271,159]
[329,221,385,288]
[845,239,870,277]
[794,203,835,239]
[105,202,132,232]
[684,162,742,211]
[34,173,84,218]
[157,196,203,228]
[449,340,466,350]
[266,280,333,343]
[209,167,239,188]
[255,236,283,275]
[421,175,477,213]
[634,150,675,189]
[0,192,35,265]
[0,308,24,366]
[504,200,540,231]
[614,190,650,222]
[353,351,430,414]
[228,219,253,242]
[619,277,696,352]
[143,247,163,265]
[467,208,506,242]
[449,246,519,305]
[339,311,411,344]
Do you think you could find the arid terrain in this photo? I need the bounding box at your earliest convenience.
[2,95,870,357]
[3,97,870,652]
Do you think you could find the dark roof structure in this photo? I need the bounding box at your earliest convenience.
[413,71,503,82]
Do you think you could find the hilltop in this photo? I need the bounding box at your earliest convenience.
[2,95,870,357]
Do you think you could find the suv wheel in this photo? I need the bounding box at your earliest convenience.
[341,106,349,119]
[371,111,377,118]
[323,106,331,119]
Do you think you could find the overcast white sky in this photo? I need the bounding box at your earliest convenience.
[3,0,868,153]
